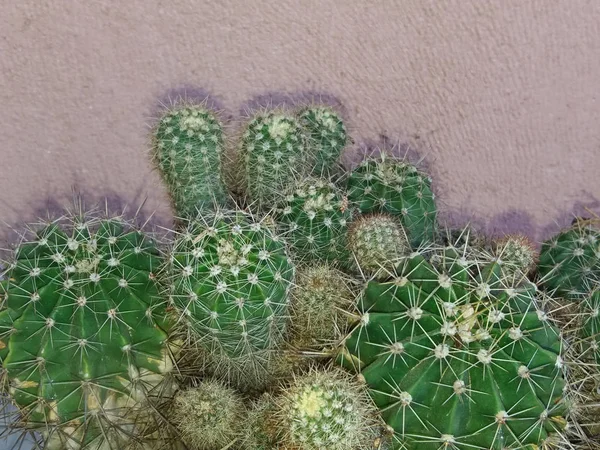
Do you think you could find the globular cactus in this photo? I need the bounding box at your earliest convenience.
[240,393,278,450]
[153,103,229,217]
[347,213,410,279]
[347,155,437,247]
[539,218,600,299]
[277,178,352,262]
[0,212,174,450]
[270,368,380,450]
[238,110,311,209]
[337,246,568,449]
[288,263,356,349]
[298,105,348,177]
[493,234,538,278]
[170,379,245,450]
[167,209,295,389]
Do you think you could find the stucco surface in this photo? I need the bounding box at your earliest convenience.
[0,0,599,244]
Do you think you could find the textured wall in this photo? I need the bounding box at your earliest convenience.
[1,0,599,244]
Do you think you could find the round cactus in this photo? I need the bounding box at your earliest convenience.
[271,369,379,450]
[170,379,245,450]
[347,155,437,248]
[493,234,538,278]
[337,248,568,449]
[298,105,348,177]
[539,218,600,299]
[0,213,174,449]
[153,103,229,217]
[168,209,295,388]
[276,178,352,262]
[347,213,410,279]
[289,263,356,349]
[240,393,278,450]
[238,110,311,209]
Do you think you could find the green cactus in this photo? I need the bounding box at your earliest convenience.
[153,103,228,217]
[288,263,356,349]
[276,178,352,262]
[493,234,538,278]
[0,213,174,450]
[347,213,411,279]
[238,110,311,209]
[337,247,568,449]
[539,218,600,299]
[298,105,348,177]
[168,209,295,388]
[270,368,380,450]
[240,393,278,450]
[347,155,437,247]
[170,379,245,450]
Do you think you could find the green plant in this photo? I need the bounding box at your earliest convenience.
[238,110,311,210]
[276,178,352,262]
[153,103,229,217]
[493,234,538,278]
[347,213,410,279]
[346,155,437,247]
[170,379,245,450]
[298,105,348,177]
[0,212,175,450]
[167,209,295,389]
[337,246,568,449]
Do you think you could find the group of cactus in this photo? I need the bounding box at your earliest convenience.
[0,98,598,450]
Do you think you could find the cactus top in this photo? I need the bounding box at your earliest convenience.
[338,249,567,450]
[0,216,171,449]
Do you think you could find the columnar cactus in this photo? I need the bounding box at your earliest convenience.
[298,106,348,177]
[347,155,437,247]
[168,209,295,388]
[170,379,245,450]
[0,213,174,450]
[347,213,410,279]
[276,178,352,262]
[338,247,568,449]
[271,369,380,450]
[238,111,311,209]
[539,218,600,298]
[153,103,229,217]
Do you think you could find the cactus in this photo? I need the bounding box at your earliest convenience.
[270,368,380,450]
[347,155,437,247]
[0,213,174,449]
[493,234,538,278]
[298,105,348,177]
[238,110,311,209]
[167,209,295,388]
[153,103,228,217]
[539,218,600,299]
[276,178,352,262]
[240,393,278,450]
[170,379,245,450]
[288,263,356,349]
[337,247,568,449]
[347,213,410,279]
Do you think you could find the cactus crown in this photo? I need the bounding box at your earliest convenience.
[0,212,173,449]
[493,234,538,277]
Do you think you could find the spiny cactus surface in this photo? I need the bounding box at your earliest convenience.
[0,215,173,449]
[338,249,568,449]
[153,104,228,217]
[347,156,436,247]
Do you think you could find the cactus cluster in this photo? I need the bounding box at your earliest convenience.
[1,96,598,450]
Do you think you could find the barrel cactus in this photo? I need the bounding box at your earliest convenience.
[298,105,348,177]
[337,247,568,449]
[167,209,295,388]
[0,213,174,449]
[347,155,436,247]
[238,110,311,209]
[538,218,600,299]
[152,103,229,217]
[277,178,352,262]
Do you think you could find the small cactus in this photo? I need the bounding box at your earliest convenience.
[347,213,410,279]
[153,103,229,217]
[170,379,245,450]
[277,178,352,262]
[167,208,295,388]
[493,234,538,278]
[347,155,437,247]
